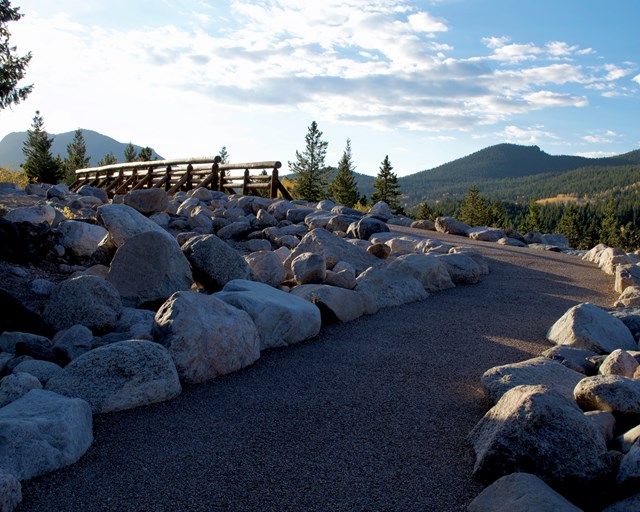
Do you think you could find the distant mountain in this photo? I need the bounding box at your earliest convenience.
[399,144,640,205]
[0,129,163,169]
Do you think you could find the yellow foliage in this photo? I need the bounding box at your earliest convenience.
[536,194,580,205]
[0,167,29,189]
[279,177,296,199]
[352,201,369,213]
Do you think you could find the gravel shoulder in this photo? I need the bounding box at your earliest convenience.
[16,226,617,512]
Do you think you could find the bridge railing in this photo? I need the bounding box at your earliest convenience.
[70,156,292,200]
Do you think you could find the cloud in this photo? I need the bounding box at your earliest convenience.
[524,91,588,108]
[582,130,620,144]
[499,125,559,144]
[576,151,618,158]
[632,74,640,85]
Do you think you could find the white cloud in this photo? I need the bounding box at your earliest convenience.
[603,64,633,81]
[632,74,640,84]
[499,125,558,144]
[407,12,448,33]
[576,151,618,158]
[525,91,588,108]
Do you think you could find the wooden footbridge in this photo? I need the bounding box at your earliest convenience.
[70,156,293,200]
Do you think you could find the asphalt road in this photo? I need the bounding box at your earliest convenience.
[16,227,617,512]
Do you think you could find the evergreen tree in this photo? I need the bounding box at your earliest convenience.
[488,200,509,229]
[137,146,153,161]
[98,152,118,166]
[556,204,582,248]
[520,200,544,233]
[328,139,359,207]
[371,155,401,213]
[218,145,230,164]
[600,198,620,247]
[22,110,63,184]
[460,186,490,226]
[63,128,90,182]
[123,142,137,162]
[415,201,435,220]
[289,121,329,202]
[0,1,32,110]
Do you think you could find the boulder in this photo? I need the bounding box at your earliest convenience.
[598,247,631,275]
[123,188,169,215]
[546,303,637,354]
[77,185,109,203]
[467,227,506,243]
[14,335,56,363]
[0,468,21,512]
[46,340,181,414]
[583,243,609,264]
[585,410,616,443]
[469,385,612,496]
[0,290,51,337]
[615,286,640,308]
[481,357,585,404]
[449,247,490,275]
[96,203,174,248]
[387,254,455,292]
[366,243,390,259]
[434,216,470,236]
[615,264,640,294]
[0,390,92,480]
[216,220,253,240]
[11,360,62,386]
[112,307,155,340]
[524,231,545,245]
[331,205,364,217]
[244,251,285,287]
[611,307,640,342]
[291,252,326,285]
[324,268,357,290]
[286,207,314,224]
[58,220,109,259]
[285,228,379,274]
[4,205,56,226]
[435,253,481,284]
[256,209,278,227]
[574,375,640,424]
[215,280,321,350]
[51,324,94,364]
[599,349,639,377]
[182,234,251,291]
[0,218,54,264]
[347,217,390,240]
[541,345,599,375]
[368,201,393,221]
[0,332,50,355]
[410,219,435,231]
[0,373,42,408]
[267,200,295,221]
[153,291,260,384]
[290,284,378,323]
[43,276,122,335]
[497,237,527,247]
[384,236,419,254]
[543,233,569,248]
[603,493,640,512]
[467,472,583,512]
[107,231,193,307]
[355,267,428,309]
[316,200,336,211]
[617,438,640,487]
[304,210,336,230]
[326,214,361,233]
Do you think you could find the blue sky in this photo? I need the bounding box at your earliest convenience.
[0,0,638,176]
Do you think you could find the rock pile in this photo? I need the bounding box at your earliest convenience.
[0,183,488,510]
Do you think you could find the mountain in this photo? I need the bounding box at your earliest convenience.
[0,129,163,169]
[398,144,640,205]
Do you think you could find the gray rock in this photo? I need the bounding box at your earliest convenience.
[51,324,94,363]
[481,356,585,404]
[497,237,528,247]
[410,219,435,231]
[215,280,321,350]
[286,207,314,224]
[524,231,545,244]
[434,216,470,236]
[467,472,583,512]
[0,389,93,481]
[469,385,612,494]
[597,247,631,275]
[58,220,109,259]
[243,251,285,287]
[0,468,21,512]
[316,200,336,211]
[11,360,62,386]
[4,205,55,225]
[182,234,251,291]
[449,247,490,275]
[366,243,390,259]
[617,438,640,486]
[0,333,50,355]
[256,209,277,227]
[153,291,260,384]
[29,278,55,297]
[285,228,380,275]
[615,264,640,294]
[585,410,616,443]
[347,217,390,240]
[77,185,108,203]
[574,375,640,422]
[615,286,640,308]
[603,493,640,512]
[46,340,181,414]
[324,268,357,290]
[543,233,569,248]
[326,214,361,233]
[113,307,155,340]
[240,239,272,253]
[387,253,455,292]
[541,345,599,375]
[435,253,481,284]
[612,307,640,342]
[368,201,392,220]
[599,349,639,377]
[43,276,122,335]
[467,226,506,242]
[304,210,336,230]
[291,252,326,285]
[355,267,428,309]
[546,303,637,354]
[123,188,169,215]
[216,221,253,240]
[107,231,193,307]
[267,200,295,221]
[97,203,174,248]
[290,284,378,323]
[0,373,42,408]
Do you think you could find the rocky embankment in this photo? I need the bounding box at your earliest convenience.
[0,181,639,511]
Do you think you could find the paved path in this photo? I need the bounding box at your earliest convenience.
[17,228,617,512]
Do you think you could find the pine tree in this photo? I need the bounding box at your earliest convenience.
[460,186,490,226]
[557,204,582,248]
[521,200,544,233]
[22,111,63,184]
[218,145,230,164]
[98,152,118,166]
[63,128,90,182]
[137,146,153,161]
[289,121,329,202]
[328,139,359,207]
[600,198,620,247]
[415,201,435,220]
[123,142,137,162]
[0,1,32,110]
[371,155,401,213]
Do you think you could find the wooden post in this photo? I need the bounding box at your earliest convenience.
[219,168,225,193]
[185,164,193,191]
[211,163,219,191]
[242,169,250,196]
[162,166,170,191]
[270,167,279,199]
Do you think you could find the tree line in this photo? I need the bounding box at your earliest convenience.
[288,121,403,213]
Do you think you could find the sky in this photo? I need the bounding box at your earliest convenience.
[0,0,638,177]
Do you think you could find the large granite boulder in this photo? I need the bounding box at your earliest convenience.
[107,231,193,307]
[481,357,585,404]
[58,220,109,259]
[574,375,640,424]
[368,201,393,221]
[434,216,470,236]
[11,360,62,386]
[123,188,169,215]
[603,493,640,512]
[387,254,455,292]
[0,468,21,512]
[182,234,251,291]
[285,228,379,274]
[615,264,640,294]
[4,205,56,226]
[469,385,612,497]
[347,217,390,240]
[153,291,260,384]
[216,280,321,350]
[541,345,599,375]
[467,227,506,243]
[46,340,181,414]
[435,253,481,284]
[546,303,637,354]
[243,251,285,287]
[0,373,42,408]
[0,218,54,264]
[97,203,174,248]
[291,252,326,285]
[43,276,122,335]
[51,324,94,364]
[0,389,93,481]
[355,267,428,309]
[468,472,583,512]
[290,284,378,323]
[599,349,639,377]
[615,286,640,308]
